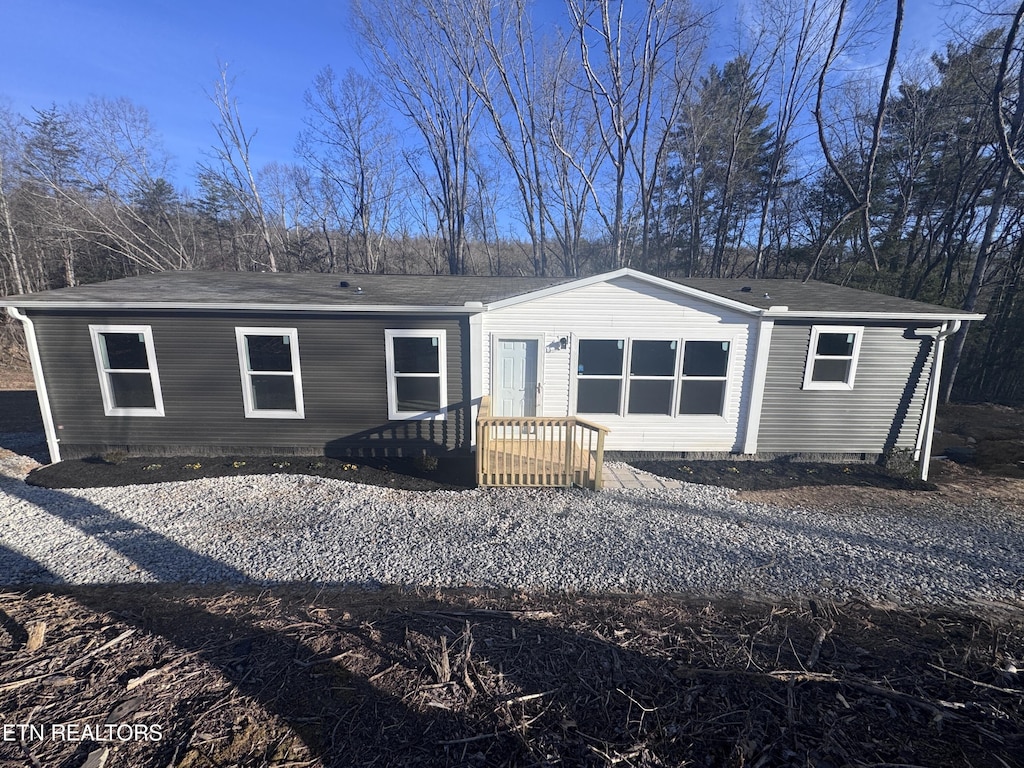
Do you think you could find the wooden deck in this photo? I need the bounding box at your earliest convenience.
[475,397,609,490]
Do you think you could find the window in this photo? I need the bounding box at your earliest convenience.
[235,327,305,418]
[385,330,447,419]
[628,340,677,415]
[576,339,624,414]
[89,325,165,416]
[802,326,863,390]
[679,341,730,415]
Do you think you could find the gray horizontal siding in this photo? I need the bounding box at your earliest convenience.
[758,322,937,454]
[30,310,469,458]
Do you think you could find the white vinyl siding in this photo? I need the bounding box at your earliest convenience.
[385,329,448,420]
[235,327,305,419]
[481,275,755,451]
[88,324,165,417]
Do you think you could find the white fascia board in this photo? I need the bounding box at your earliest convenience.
[484,268,763,315]
[1,301,484,314]
[762,310,987,322]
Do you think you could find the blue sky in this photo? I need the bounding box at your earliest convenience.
[1,0,949,191]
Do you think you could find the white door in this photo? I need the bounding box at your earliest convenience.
[494,339,538,417]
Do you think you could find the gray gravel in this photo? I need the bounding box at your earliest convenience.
[1,451,1022,607]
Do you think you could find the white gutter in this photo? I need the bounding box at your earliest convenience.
[762,310,986,322]
[6,307,61,463]
[916,319,960,481]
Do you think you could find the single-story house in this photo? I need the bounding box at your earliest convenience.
[3,268,984,481]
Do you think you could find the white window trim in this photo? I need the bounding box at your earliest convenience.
[235,327,305,419]
[573,337,626,415]
[678,338,733,418]
[802,325,864,391]
[88,324,165,417]
[570,336,736,419]
[626,339,679,416]
[385,329,448,420]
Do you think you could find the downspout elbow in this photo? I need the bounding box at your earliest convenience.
[6,306,61,464]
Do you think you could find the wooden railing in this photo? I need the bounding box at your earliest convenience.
[475,396,609,490]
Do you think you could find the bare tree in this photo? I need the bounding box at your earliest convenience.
[806,0,903,280]
[543,38,603,277]
[0,106,25,294]
[747,0,839,277]
[299,67,399,273]
[200,65,278,272]
[565,0,704,269]
[352,0,481,275]
[432,0,558,275]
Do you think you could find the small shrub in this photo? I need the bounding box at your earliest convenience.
[309,460,326,470]
[232,460,247,468]
[414,454,439,472]
[102,450,128,465]
[142,463,162,471]
[183,462,202,470]
[273,461,291,469]
[341,463,358,471]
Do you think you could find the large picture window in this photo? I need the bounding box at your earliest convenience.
[802,326,863,390]
[628,340,677,415]
[89,325,165,416]
[385,330,447,419]
[576,339,624,414]
[235,327,305,418]
[679,341,730,415]
[574,336,733,418]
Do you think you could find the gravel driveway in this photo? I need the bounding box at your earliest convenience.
[2,438,1022,607]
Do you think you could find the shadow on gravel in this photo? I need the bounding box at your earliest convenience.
[1,586,1020,768]
[597,489,1024,593]
[0,478,246,583]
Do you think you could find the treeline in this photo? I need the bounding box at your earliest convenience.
[1,0,1024,404]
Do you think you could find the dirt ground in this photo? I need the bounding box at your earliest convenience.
[1,362,1023,766]
[1,587,1022,768]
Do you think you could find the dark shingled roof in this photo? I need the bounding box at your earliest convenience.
[670,278,967,316]
[2,269,981,319]
[3,271,575,309]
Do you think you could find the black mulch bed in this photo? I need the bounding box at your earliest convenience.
[629,458,936,491]
[26,453,477,491]
[23,447,935,493]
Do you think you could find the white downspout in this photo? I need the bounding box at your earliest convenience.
[6,306,61,464]
[918,319,960,482]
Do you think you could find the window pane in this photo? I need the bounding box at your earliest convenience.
[630,340,676,377]
[577,379,621,413]
[109,372,156,409]
[816,332,854,357]
[396,377,440,411]
[628,379,673,414]
[812,359,851,383]
[247,335,293,372]
[251,374,296,410]
[393,337,439,374]
[102,333,149,369]
[683,341,729,376]
[679,380,725,415]
[578,339,623,376]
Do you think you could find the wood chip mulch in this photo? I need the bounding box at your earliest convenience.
[1,586,1022,767]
